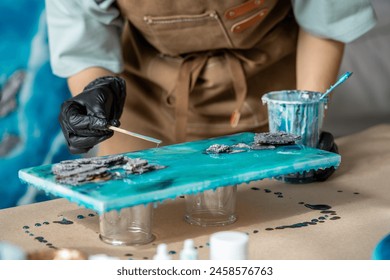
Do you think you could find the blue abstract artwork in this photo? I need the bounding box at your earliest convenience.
[19,133,341,214]
[0,0,73,208]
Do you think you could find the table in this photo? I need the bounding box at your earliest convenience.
[1,124,390,260]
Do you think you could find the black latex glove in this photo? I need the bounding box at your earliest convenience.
[59,76,126,154]
[314,131,339,181]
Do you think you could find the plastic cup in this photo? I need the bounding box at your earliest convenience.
[99,204,155,246]
[262,90,327,183]
[184,185,237,227]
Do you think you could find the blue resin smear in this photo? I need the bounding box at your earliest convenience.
[18,133,341,214]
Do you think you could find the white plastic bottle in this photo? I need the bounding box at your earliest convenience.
[88,254,119,260]
[209,231,248,260]
[153,243,172,260]
[179,239,198,260]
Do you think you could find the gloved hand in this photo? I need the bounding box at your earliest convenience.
[313,131,339,181]
[59,76,126,154]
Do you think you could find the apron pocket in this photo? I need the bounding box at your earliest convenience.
[143,10,234,56]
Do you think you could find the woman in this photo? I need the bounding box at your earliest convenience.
[46,0,376,164]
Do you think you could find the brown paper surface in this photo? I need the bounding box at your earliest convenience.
[1,124,390,260]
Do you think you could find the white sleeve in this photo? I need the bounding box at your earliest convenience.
[45,0,124,78]
[292,0,377,43]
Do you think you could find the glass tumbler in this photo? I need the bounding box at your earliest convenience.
[99,204,154,246]
[184,185,237,227]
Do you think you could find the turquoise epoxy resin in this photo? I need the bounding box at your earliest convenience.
[18,133,341,214]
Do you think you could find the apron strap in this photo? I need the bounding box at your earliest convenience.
[174,54,210,143]
[225,51,247,128]
[173,51,248,143]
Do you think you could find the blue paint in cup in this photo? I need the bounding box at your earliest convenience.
[262,90,328,183]
[262,90,327,147]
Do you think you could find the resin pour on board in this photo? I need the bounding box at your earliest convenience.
[19,132,341,214]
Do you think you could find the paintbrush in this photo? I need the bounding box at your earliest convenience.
[108,126,162,145]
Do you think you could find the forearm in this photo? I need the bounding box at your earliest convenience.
[296,28,345,93]
[67,67,115,96]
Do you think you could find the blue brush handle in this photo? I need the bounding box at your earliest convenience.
[320,71,353,100]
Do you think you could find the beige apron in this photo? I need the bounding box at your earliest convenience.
[99,0,298,155]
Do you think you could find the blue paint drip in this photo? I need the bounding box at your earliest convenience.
[35,236,47,243]
[53,218,73,225]
[330,216,341,220]
[304,204,331,211]
[262,90,326,148]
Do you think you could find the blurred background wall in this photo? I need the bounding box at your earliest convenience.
[323,0,390,136]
